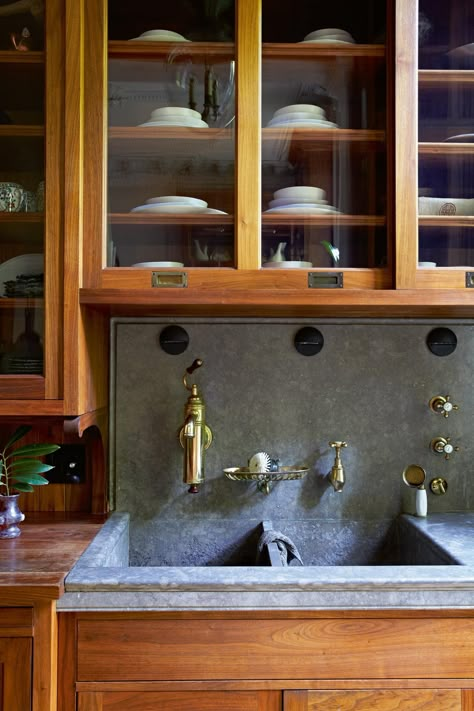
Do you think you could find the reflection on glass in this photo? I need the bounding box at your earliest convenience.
[261,0,387,271]
[418,0,474,267]
[107,0,235,269]
[0,5,45,375]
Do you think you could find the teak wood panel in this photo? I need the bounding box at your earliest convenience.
[77,617,474,682]
[284,689,464,710]
[0,637,32,711]
[0,607,33,636]
[78,690,281,711]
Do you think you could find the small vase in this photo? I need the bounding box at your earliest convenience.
[0,494,25,539]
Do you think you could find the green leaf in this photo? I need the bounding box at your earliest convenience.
[3,425,31,452]
[9,461,54,474]
[12,473,49,486]
[7,443,60,458]
[12,482,34,493]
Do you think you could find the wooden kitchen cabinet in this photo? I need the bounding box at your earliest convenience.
[0,608,33,711]
[77,690,280,711]
[284,689,473,710]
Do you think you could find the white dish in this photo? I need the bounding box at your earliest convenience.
[150,107,202,120]
[444,133,474,143]
[132,261,184,268]
[300,38,354,44]
[268,197,328,208]
[263,206,339,214]
[269,111,327,122]
[304,28,354,40]
[130,204,207,214]
[130,36,191,42]
[139,119,209,128]
[418,262,437,268]
[447,43,474,59]
[130,29,190,41]
[274,186,326,201]
[203,208,228,214]
[146,196,207,208]
[273,104,325,118]
[418,197,474,216]
[262,261,313,268]
[0,254,44,297]
[267,118,338,128]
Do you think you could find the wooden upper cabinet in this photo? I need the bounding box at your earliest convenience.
[80,0,395,293]
[0,0,63,406]
[284,689,467,711]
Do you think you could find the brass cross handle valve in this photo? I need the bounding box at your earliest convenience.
[179,359,213,494]
[429,395,459,418]
[430,436,459,460]
[328,441,348,492]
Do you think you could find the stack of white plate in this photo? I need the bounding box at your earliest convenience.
[263,186,340,215]
[300,28,355,44]
[129,29,190,42]
[130,195,228,215]
[139,107,208,128]
[266,103,338,129]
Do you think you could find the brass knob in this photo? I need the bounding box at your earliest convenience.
[430,477,448,496]
[429,395,459,418]
[430,436,459,460]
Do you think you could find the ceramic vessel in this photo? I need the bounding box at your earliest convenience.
[0,182,23,212]
[0,494,25,539]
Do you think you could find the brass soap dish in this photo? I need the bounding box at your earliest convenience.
[223,466,309,494]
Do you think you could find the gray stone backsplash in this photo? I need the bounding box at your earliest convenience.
[112,318,474,566]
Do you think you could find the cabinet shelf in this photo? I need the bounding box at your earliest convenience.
[262,215,385,226]
[419,142,474,155]
[0,51,44,64]
[108,127,233,158]
[419,216,474,227]
[0,125,44,137]
[262,43,385,59]
[262,128,385,145]
[109,213,233,225]
[419,69,474,87]
[0,298,43,308]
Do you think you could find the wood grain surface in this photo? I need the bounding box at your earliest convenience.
[284,689,461,710]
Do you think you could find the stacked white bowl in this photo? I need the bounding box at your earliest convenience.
[266,103,337,129]
[129,29,190,42]
[139,107,208,128]
[301,28,355,44]
[130,195,228,215]
[263,185,340,214]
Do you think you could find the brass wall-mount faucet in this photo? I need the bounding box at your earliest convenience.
[328,441,348,492]
[179,359,212,493]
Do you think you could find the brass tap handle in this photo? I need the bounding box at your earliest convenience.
[183,358,203,391]
[430,436,459,460]
[429,395,459,418]
[329,441,347,454]
[430,477,448,495]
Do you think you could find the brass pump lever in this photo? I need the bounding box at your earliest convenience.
[179,359,212,493]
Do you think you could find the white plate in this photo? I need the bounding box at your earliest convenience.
[262,261,313,268]
[132,261,184,268]
[0,254,44,297]
[274,185,325,201]
[263,206,339,214]
[130,29,190,41]
[267,118,338,128]
[203,208,228,214]
[273,104,325,118]
[130,204,207,214]
[139,119,209,128]
[300,38,354,44]
[447,43,474,59]
[268,197,328,208]
[269,111,327,123]
[150,106,202,120]
[146,196,208,208]
[304,28,354,40]
[444,133,474,143]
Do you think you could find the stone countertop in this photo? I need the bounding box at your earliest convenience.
[57,511,474,611]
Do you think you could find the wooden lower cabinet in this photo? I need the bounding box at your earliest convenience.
[0,638,32,711]
[77,690,280,710]
[284,689,474,710]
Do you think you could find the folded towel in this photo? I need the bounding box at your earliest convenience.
[256,529,303,566]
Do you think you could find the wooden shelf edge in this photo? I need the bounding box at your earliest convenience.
[63,407,108,438]
[0,51,44,63]
[79,288,474,317]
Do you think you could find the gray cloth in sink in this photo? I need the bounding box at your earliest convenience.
[256,530,304,566]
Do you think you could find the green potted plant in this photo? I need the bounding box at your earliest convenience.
[0,425,60,538]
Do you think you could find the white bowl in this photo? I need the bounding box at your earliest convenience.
[267,118,337,129]
[418,197,474,216]
[304,28,354,41]
[262,261,313,269]
[273,104,325,118]
[146,196,208,208]
[132,261,184,268]
[130,204,207,214]
[150,107,202,120]
[300,38,354,44]
[273,185,326,201]
[270,111,326,123]
[139,119,209,128]
[134,29,188,40]
[268,197,328,208]
[418,261,437,268]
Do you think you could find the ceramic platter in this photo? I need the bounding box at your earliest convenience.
[262,261,313,268]
[139,119,209,128]
[300,39,354,44]
[131,204,207,214]
[203,208,228,214]
[447,43,474,58]
[444,133,474,143]
[146,196,207,208]
[268,197,328,208]
[0,254,44,297]
[267,118,338,128]
[263,205,339,214]
[131,261,184,268]
[129,29,190,42]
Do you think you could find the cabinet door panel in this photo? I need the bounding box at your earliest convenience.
[284,689,462,710]
[0,637,32,711]
[79,690,280,711]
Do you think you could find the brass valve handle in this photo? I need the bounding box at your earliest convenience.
[430,436,459,460]
[429,395,459,418]
[183,358,203,391]
[329,441,347,456]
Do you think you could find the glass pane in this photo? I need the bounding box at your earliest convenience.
[418,0,474,268]
[107,1,235,269]
[0,10,45,375]
[261,0,387,271]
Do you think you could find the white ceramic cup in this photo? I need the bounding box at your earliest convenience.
[0,182,23,212]
[418,261,437,267]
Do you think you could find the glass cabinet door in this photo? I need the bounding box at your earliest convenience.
[418,0,474,282]
[261,0,389,286]
[0,6,45,384]
[107,0,235,271]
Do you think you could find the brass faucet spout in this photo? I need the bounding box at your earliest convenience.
[179,360,212,493]
[328,441,348,492]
